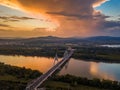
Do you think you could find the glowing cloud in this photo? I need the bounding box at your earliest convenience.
[0,0,21,10]
[93,0,109,7]
[0,0,119,37]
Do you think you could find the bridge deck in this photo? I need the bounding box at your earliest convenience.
[26,49,74,90]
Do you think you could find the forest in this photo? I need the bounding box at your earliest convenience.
[0,62,42,90]
[1,63,120,90]
[45,74,120,90]
[0,45,120,63]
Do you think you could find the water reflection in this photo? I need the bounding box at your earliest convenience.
[59,58,120,81]
[0,55,120,81]
[0,55,55,73]
[90,62,115,80]
[53,59,59,66]
[64,61,69,70]
[101,45,120,48]
[59,59,91,77]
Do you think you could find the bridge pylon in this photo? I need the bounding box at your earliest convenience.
[54,53,58,61]
[26,48,74,90]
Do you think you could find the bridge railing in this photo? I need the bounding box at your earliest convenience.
[26,49,74,90]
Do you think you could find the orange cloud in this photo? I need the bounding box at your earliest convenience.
[93,0,109,7]
[0,0,21,10]
[0,0,110,37]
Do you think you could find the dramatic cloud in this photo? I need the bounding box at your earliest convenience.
[0,0,119,37]
[93,0,109,7]
[47,11,93,20]
[0,16,35,22]
[0,0,108,14]
[0,29,14,32]
[103,21,120,28]
[0,24,12,28]
[0,24,13,31]
[101,21,120,32]
[0,28,50,38]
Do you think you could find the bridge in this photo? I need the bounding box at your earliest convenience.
[26,48,74,90]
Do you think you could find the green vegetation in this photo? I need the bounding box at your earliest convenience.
[45,81,107,90]
[0,45,120,63]
[0,37,120,89]
[0,63,120,90]
[44,74,120,90]
[73,46,120,63]
[0,62,42,90]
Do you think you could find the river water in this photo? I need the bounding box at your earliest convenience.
[0,55,120,81]
[100,45,120,48]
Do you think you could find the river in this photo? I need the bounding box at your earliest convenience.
[100,45,120,48]
[0,55,120,81]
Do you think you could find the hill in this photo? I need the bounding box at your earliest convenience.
[0,36,120,45]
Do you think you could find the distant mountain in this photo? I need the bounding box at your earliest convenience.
[0,36,120,45]
[85,36,120,41]
[83,36,120,44]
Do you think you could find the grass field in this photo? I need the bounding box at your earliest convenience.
[44,81,107,90]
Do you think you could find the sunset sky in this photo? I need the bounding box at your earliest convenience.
[0,0,120,38]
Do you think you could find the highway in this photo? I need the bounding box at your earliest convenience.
[26,49,74,90]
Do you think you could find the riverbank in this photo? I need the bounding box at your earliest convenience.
[0,46,120,63]
[44,81,107,90]
[44,74,120,90]
[0,63,120,90]
[0,62,42,90]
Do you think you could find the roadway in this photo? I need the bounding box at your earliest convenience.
[26,49,74,90]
